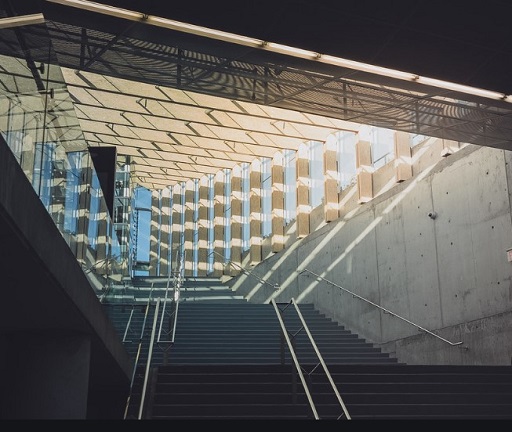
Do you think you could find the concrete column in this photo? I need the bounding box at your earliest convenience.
[355,138,373,203]
[296,146,310,238]
[230,165,243,276]
[184,180,195,276]
[271,152,285,252]
[171,183,183,273]
[394,131,413,182]
[48,146,67,229]
[250,159,262,264]
[2,333,92,419]
[76,158,92,265]
[197,176,210,276]
[324,139,339,222]
[213,171,225,276]
[159,187,171,277]
[441,138,460,157]
[149,189,160,276]
[20,133,36,183]
[95,198,109,273]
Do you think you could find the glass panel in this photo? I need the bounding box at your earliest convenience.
[0,17,128,297]
[371,126,395,169]
[332,131,357,190]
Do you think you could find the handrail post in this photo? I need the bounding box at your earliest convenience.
[138,298,160,420]
[271,299,319,419]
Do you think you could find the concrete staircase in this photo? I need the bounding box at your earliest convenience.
[102,276,512,420]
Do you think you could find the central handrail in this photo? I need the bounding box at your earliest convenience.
[271,298,319,420]
[289,298,351,420]
[123,292,153,419]
[300,269,463,347]
[210,250,279,290]
[157,249,185,345]
[138,297,160,419]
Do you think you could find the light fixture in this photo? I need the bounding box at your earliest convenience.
[46,0,512,104]
[319,54,416,81]
[47,0,144,20]
[415,76,506,101]
[0,13,45,28]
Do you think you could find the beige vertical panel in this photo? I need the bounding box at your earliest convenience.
[171,183,183,273]
[250,159,262,264]
[76,158,92,264]
[160,187,171,277]
[230,165,243,276]
[213,171,225,276]
[20,133,36,183]
[197,176,210,276]
[355,138,373,203]
[149,189,160,276]
[51,146,68,229]
[271,152,285,252]
[324,139,339,222]
[184,180,195,276]
[394,131,413,182]
[95,198,109,273]
[440,138,460,157]
[296,145,310,238]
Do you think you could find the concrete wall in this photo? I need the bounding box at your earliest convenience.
[230,140,512,365]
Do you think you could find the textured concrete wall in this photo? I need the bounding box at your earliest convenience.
[230,141,512,365]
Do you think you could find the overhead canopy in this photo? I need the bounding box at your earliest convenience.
[1,0,512,190]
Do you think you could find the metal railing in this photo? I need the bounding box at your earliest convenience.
[157,251,185,346]
[271,298,319,420]
[138,297,161,419]
[123,289,155,419]
[299,269,464,347]
[280,298,351,420]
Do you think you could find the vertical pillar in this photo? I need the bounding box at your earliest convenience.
[271,152,285,252]
[20,133,36,183]
[197,176,210,276]
[171,183,183,273]
[324,139,339,222]
[250,159,262,264]
[95,198,109,273]
[213,171,225,276]
[184,180,195,276]
[440,138,460,157]
[48,146,67,229]
[159,187,171,277]
[149,189,161,276]
[355,137,373,203]
[394,131,413,182]
[75,157,92,264]
[296,145,310,238]
[230,165,243,276]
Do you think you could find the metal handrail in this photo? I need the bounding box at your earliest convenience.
[289,298,351,420]
[300,269,463,347]
[271,298,319,420]
[138,297,161,419]
[123,297,153,419]
[210,250,279,290]
[157,250,185,344]
[122,308,134,343]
